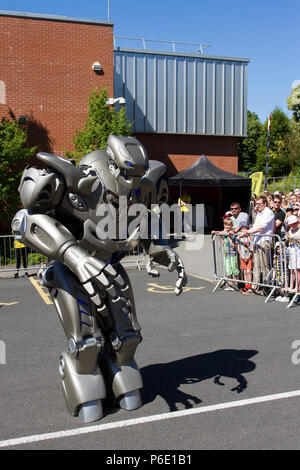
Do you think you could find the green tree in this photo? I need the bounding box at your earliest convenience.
[255,108,291,177]
[0,118,36,230]
[287,84,300,122]
[238,110,263,172]
[65,86,133,162]
[285,119,300,172]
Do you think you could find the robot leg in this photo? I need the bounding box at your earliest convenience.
[97,263,143,410]
[40,262,106,422]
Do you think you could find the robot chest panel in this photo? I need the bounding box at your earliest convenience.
[91,209,144,241]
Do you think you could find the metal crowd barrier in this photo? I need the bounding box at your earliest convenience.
[211,233,300,309]
[121,244,147,270]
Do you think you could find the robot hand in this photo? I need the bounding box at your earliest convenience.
[151,248,187,295]
[145,254,160,277]
[63,246,125,306]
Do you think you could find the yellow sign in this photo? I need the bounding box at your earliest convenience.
[147,282,205,294]
[250,172,264,196]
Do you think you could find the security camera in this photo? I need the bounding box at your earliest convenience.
[106,97,126,106]
[92,62,102,72]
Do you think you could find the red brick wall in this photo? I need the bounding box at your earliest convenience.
[134,133,239,176]
[0,14,114,154]
[0,13,238,177]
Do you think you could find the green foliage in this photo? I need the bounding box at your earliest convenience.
[0,118,36,228]
[285,120,300,172]
[65,87,133,162]
[27,252,48,265]
[255,108,291,177]
[238,110,263,171]
[287,84,300,122]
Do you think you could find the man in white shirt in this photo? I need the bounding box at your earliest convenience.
[240,195,274,293]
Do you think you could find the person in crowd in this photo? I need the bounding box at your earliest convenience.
[281,195,290,211]
[292,202,300,218]
[178,189,192,233]
[283,208,294,240]
[267,194,274,209]
[250,194,258,224]
[13,237,28,278]
[289,193,297,208]
[211,217,239,290]
[230,202,250,233]
[286,215,300,295]
[239,195,275,294]
[237,224,253,293]
[273,195,285,240]
[273,240,290,302]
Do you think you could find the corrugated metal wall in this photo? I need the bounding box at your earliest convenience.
[114,48,249,137]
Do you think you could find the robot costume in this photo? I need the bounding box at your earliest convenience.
[12,135,187,423]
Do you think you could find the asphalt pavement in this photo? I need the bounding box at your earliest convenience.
[0,258,300,450]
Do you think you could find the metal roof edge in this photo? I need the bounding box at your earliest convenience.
[114,46,250,63]
[133,131,248,138]
[0,10,114,26]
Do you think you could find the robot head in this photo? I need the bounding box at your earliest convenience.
[106,135,149,193]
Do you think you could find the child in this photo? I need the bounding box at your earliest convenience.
[212,217,239,290]
[237,224,253,293]
[286,214,300,295]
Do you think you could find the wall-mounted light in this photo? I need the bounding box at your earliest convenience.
[92,62,102,72]
[106,97,126,106]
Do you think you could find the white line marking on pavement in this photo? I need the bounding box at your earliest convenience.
[1,389,300,448]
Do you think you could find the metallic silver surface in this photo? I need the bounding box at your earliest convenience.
[78,400,103,423]
[114,49,249,136]
[12,134,187,421]
[119,390,142,411]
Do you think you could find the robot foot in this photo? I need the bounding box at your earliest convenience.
[119,390,142,411]
[78,400,103,423]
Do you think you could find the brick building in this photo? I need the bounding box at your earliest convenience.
[0,11,114,154]
[0,10,250,227]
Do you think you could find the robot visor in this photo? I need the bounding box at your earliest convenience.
[122,162,146,177]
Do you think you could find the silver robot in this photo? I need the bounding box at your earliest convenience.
[12,135,187,423]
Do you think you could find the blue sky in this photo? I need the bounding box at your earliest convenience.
[1,0,299,123]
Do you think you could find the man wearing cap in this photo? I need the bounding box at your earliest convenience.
[239,195,274,293]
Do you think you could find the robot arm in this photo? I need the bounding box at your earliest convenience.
[141,239,187,296]
[12,209,125,306]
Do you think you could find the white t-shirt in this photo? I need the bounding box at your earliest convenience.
[252,206,275,245]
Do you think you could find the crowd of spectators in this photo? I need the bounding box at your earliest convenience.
[211,189,300,302]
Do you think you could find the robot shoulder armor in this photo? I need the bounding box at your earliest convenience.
[19,166,64,210]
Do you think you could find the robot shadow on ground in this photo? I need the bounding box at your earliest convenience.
[140,349,258,412]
